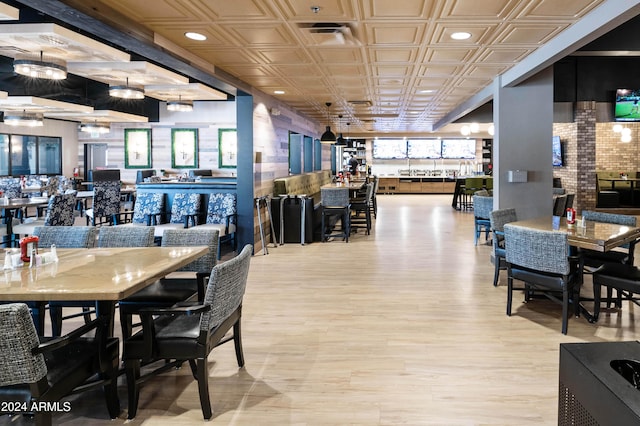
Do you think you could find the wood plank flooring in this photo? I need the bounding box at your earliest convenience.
[7,194,640,425]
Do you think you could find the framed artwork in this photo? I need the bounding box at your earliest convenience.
[124,128,152,169]
[218,128,237,168]
[171,128,198,168]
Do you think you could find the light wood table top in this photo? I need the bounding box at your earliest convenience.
[0,246,208,301]
[508,215,640,252]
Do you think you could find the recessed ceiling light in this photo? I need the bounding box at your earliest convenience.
[419,89,435,94]
[451,32,471,40]
[274,90,285,94]
[185,32,207,41]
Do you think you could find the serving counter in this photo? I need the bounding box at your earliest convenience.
[377,176,456,194]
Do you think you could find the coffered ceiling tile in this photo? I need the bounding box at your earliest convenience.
[257,49,312,64]
[426,48,475,63]
[221,25,295,46]
[415,78,453,87]
[432,22,496,44]
[441,0,516,19]
[520,0,602,19]
[374,65,413,78]
[477,48,532,64]
[313,48,363,63]
[466,64,510,79]
[496,24,565,45]
[371,48,417,63]
[326,64,368,77]
[103,0,205,21]
[188,0,276,20]
[417,65,461,77]
[368,24,425,45]
[227,66,273,78]
[271,65,324,78]
[362,0,438,19]
[277,0,357,19]
[197,49,262,66]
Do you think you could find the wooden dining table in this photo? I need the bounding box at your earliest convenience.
[508,215,640,252]
[0,245,209,335]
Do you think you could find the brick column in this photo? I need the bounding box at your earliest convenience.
[575,101,597,212]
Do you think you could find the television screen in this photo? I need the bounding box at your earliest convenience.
[407,139,441,159]
[372,139,407,159]
[441,139,476,159]
[615,89,640,121]
[552,135,563,167]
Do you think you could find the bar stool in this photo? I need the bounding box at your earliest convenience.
[321,187,350,242]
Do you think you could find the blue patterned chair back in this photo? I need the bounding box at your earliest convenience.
[92,181,121,217]
[205,193,237,225]
[43,192,76,226]
[132,192,165,224]
[0,178,21,199]
[504,224,570,275]
[169,193,201,224]
[33,226,97,248]
[0,303,47,386]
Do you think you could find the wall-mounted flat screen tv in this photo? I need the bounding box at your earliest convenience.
[372,139,407,159]
[615,89,640,121]
[552,135,563,167]
[407,139,442,159]
[441,139,476,159]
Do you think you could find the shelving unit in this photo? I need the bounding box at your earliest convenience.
[343,138,367,174]
[482,139,493,175]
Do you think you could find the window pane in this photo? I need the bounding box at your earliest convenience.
[38,137,62,174]
[0,134,9,176]
[10,135,36,176]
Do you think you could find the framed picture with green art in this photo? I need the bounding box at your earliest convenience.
[218,128,237,168]
[171,128,198,168]
[124,128,152,169]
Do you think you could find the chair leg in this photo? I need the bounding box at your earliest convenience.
[196,358,213,420]
[233,319,245,367]
[493,258,501,287]
[506,276,513,315]
[125,359,141,420]
[593,279,602,322]
[561,287,569,335]
[104,353,121,419]
[119,308,133,340]
[49,306,63,336]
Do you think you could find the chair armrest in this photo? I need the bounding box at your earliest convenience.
[137,303,211,317]
[33,316,106,354]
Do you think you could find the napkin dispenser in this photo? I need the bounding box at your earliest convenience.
[19,236,38,263]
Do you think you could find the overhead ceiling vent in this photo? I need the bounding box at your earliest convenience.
[348,100,372,107]
[297,23,360,46]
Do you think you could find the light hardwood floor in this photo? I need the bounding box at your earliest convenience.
[9,194,640,425]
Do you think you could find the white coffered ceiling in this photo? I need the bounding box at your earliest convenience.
[66,0,609,134]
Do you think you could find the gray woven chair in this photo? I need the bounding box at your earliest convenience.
[118,228,219,339]
[97,225,155,248]
[489,208,517,287]
[581,210,638,311]
[123,244,252,420]
[504,224,583,334]
[321,187,350,242]
[33,226,99,336]
[472,193,492,245]
[0,303,120,425]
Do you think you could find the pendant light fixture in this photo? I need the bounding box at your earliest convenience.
[320,102,336,143]
[14,51,67,80]
[79,121,110,134]
[167,95,194,112]
[109,77,144,99]
[335,114,346,146]
[3,110,44,127]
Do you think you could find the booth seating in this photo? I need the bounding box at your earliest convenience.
[272,170,333,243]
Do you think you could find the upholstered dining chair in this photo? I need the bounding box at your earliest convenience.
[190,192,237,258]
[350,183,374,235]
[580,210,638,312]
[151,193,201,240]
[552,194,568,216]
[118,228,219,339]
[489,208,517,287]
[321,187,351,242]
[123,244,252,420]
[33,226,99,336]
[130,192,165,226]
[85,180,122,226]
[12,192,77,237]
[0,303,120,425]
[97,225,155,248]
[472,193,492,245]
[461,177,483,210]
[504,224,583,334]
